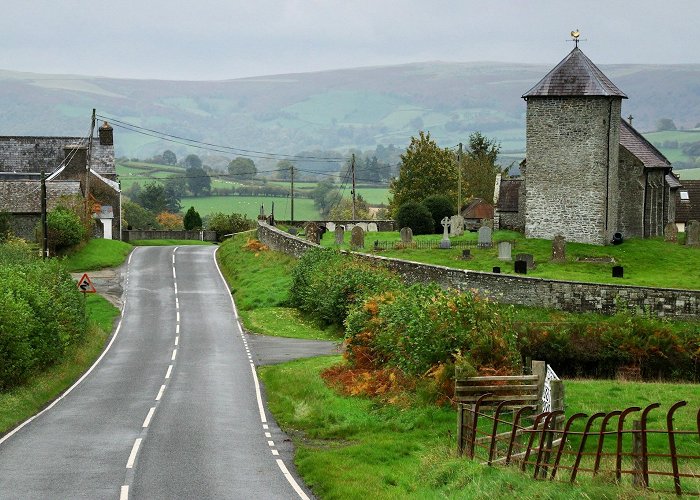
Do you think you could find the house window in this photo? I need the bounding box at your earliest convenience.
[680,190,689,202]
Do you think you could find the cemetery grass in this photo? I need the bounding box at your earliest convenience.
[216,234,341,340]
[322,230,700,290]
[63,238,133,272]
[0,294,119,436]
[261,356,697,499]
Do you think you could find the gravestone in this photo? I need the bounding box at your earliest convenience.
[440,217,451,249]
[492,266,501,273]
[515,253,535,270]
[450,215,465,237]
[551,235,566,262]
[612,265,624,278]
[497,241,512,261]
[326,221,336,232]
[350,226,365,249]
[334,226,345,245]
[400,227,413,244]
[686,220,700,246]
[514,260,527,274]
[664,222,677,243]
[288,227,298,236]
[462,249,471,260]
[478,226,493,248]
[357,222,369,231]
[305,222,320,244]
[368,222,378,232]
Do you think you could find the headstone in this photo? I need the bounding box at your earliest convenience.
[514,260,527,274]
[450,215,465,237]
[400,227,413,244]
[462,249,471,260]
[334,226,345,245]
[350,226,365,249]
[612,265,624,278]
[515,253,535,270]
[326,221,336,232]
[478,226,493,248]
[685,220,700,246]
[664,222,677,243]
[357,222,369,232]
[305,222,320,244]
[440,217,451,249]
[611,232,623,245]
[288,227,298,236]
[492,266,501,273]
[368,222,378,232]
[497,241,512,261]
[551,235,566,262]
[346,223,355,232]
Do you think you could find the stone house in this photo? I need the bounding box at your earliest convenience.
[0,122,120,241]
[500,46,678,245]
[675,179,700,232]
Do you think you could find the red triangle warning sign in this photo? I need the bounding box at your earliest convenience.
[77,273,97,293]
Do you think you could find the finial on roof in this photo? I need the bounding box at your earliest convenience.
[570,29,581,48]
[628,114,634,126]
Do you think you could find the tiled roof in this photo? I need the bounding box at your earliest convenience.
[523,47,627,98]
[666,173,682,189]
[461,198,494,219]
[496,179,521,212]
[676,180,700,223]
[619,120,671,169]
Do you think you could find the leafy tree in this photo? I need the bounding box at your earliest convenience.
[157,212,183,230]
[136,182,168,213]
[389,131,456,216]
[204,212,254,240]
[681,141,700,158]
[462,132,503,204]
[328,194,371,220]
[422,194,455,233]
[162,150,177,165]
[46,207,86,253]
[183,206,203,230]
[656,118,677,131]
[122,200,159,230]
[184,154,203,169]
[396,201,434,235]
[311,178,340,217]
[228,157,257,181]
[186,165,211,197]
[124,182,142,202]
[275,160,294,180]
[163,177,187,212]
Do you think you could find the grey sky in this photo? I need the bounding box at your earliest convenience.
[2,0,698,80]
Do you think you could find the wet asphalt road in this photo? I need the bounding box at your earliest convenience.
[0,245,334,499]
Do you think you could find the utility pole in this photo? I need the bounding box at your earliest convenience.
[290,164,295,223]
[41,170,48,259]
[457,143,463,214]
[351,154,356,220]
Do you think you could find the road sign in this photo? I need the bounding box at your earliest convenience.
[77,273,97,293]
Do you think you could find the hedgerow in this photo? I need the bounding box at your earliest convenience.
[0,242,85,390]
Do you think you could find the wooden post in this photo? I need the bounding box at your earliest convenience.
[550,380,565,429]
[457,404,464,457]
[632,420,645,489]
[532,360,546,413]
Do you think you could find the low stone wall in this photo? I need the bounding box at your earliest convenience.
[257,222,700,319]
[122,230,217,242]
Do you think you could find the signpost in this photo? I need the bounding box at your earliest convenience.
[77,273,96,322]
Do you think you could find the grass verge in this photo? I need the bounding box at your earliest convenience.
[0,294,120,436]
[261,356,700,499]
[63,238,132,272]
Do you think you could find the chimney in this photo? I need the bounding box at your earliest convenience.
[99,121,114,145]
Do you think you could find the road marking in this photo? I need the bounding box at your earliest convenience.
[276,459,311,500]
[176,311,180,322]
[249,363,267,423]
[171,349,177,361]
[263,424,269,430]
[172,255,175,264]
[265,432,272,438]
[120,485,129,500]
[175,336,179,346]
[172,267,176,279]
[272,449,280,456]
[156,384,166,401]
[165,365,173,379]
[142,407,156,428]
[175,298,179,309]
[126,438,142,469]
[176,324,180,334]
[268,440,275,447]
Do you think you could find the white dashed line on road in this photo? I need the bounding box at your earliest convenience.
[156,385,166,401]
[142,407,156,428]
[171,349,177,361]
[126,438,142,469]
[165,365,173,379]
[120,485,129,500]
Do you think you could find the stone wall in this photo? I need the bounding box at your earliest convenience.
[525,97,622,245]
[617,147,645,238]
[122,230,217,242]
[257,221,700,319]
[276,220,396,232]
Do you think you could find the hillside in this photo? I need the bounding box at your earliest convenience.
[1,62,699,166]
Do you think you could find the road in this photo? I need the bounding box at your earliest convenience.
[0,245,313,499]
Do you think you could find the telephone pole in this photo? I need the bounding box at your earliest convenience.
[457,143,463,214]
[290,164,295,223]
[351,154,356,220]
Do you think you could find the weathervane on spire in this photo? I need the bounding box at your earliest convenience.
[570,29,581,48]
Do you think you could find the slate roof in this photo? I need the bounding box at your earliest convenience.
[523,47,627,98]
[496,179,521,212]
[619,120,672,169]
[676,179,700,223]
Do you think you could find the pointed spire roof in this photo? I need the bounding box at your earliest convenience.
[523,47,627,98]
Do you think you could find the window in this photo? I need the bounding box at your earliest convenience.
[680,190,690,201]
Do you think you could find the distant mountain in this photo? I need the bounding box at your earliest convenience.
[1,61,699,167]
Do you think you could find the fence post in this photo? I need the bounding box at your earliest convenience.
[550,380,565,429]
[632,420,645,489]
[457,404,464,457]
[532,361,546,413]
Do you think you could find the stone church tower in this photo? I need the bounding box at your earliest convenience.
[522,46,627,245]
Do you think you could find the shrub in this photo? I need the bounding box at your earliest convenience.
[205,212,255,240]
[183,206,202,230]
[157,212,184,230]
[422,195,455,233]
[45,206,86,253]
[0,211,11,242]
[122,200,159,230]
[395,201,434,235]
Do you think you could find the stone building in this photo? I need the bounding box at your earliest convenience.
[675,179,700,232]
[505,46,678,245]
[0,122,120,241]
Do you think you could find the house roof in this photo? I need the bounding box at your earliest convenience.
[0,180,81,213]
[461,198,494,219]
[676,180,700,223]
[619,120,672,169]
[496,179,521,212]
[666,173,682,189]
[523,47,627,99]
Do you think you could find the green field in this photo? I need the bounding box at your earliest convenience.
[645,129,700,167]
[181,195,319,219]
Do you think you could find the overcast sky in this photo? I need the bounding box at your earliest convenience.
[2,0,698,81]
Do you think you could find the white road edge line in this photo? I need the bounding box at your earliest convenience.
[250,363,267,424]
[156,384,166,401]
[277,459,311,500]
[126,438,142,469]
[120,485,129,500]
[142,407,156,428]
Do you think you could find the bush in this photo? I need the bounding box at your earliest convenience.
[395,201,434,235]
[205,212,255,240]
[183,206,202,230]
[421,195,455,233]
[45,207,86,253]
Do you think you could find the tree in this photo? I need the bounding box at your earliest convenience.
[186,165,211,197]
[328,194,371,220]
[184,154,203,169]
[389,131,456,216]
[204,212,255,240]
[311,179,340,217]
[395,201,434,235]
[228,157,257,181]
[122,200,159,230]
[163,177,187,213]
[45,207,85,253]
[162,150,177,165]
[136,182,168,213]
[656,118,677,132]
[157,212,183,230]
[275,160,294,180]
[183,206,202,230]
[462,132,503,204]
[422,195,455,233]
